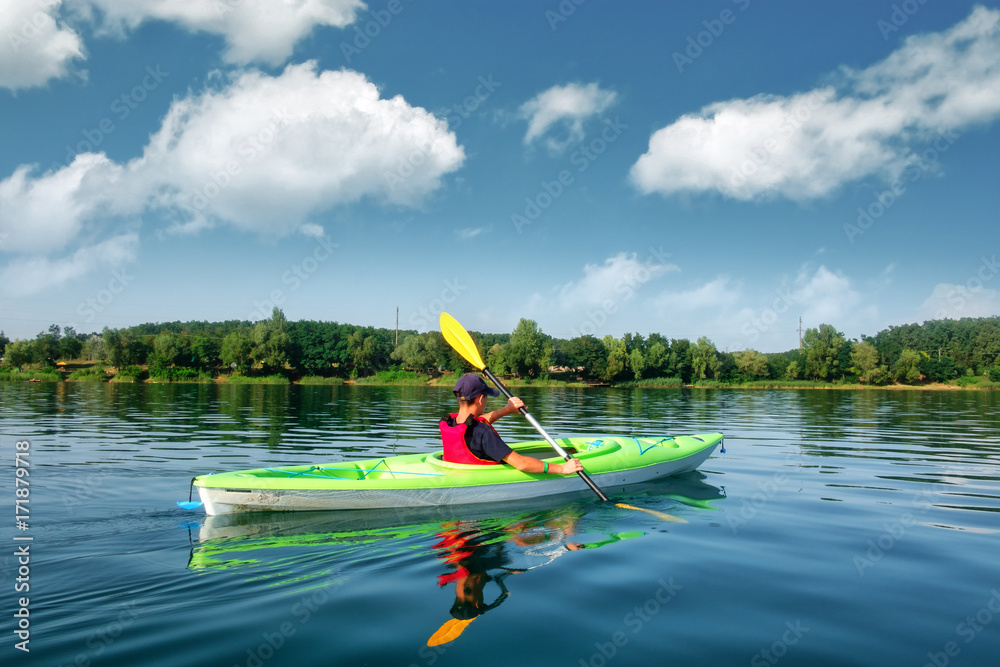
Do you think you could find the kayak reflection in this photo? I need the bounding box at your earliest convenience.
[185,474,725,645]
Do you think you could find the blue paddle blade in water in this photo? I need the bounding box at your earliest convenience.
[177,501,203,510]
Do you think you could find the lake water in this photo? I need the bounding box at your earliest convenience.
[2,382,998,666]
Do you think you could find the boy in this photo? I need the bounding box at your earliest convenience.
[439,373,583,475]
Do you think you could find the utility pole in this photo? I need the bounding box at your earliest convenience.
[395,307,399,347]
[798,317,803,350]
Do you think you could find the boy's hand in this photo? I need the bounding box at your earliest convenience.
[555,459,583,475]
[506,397,524,414]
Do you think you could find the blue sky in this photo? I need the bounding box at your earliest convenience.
[2,0,999,352]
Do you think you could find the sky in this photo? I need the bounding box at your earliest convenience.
[1,0,999,353]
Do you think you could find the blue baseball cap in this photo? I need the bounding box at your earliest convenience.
[453,374,500,401]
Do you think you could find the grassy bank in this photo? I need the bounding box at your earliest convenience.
[296,375,346,385]
[219,373,290,385]
[353,370,432,385]
[0,367,62,382]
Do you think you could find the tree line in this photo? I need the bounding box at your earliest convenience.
[2,311,999,385]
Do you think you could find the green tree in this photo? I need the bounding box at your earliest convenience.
[3,340,34,371]
[645,341,668,377]
[220,330,253,374]
[785,360,802,379]
[602,335,627,382]
[151,331,184,368]
[627,348,646,380]
[35,325,61,364]
[506,319,544,377]
[850,340,890,385]
[102,327,143,368]
[190,336,221,368]
[561,335,607,378]
[733,349,769,380]
[485,343,509,376]
[59,326,83,360]
[347,330,383,377]
[802,324,847,380]
[392,333,441,371]
[252,308,290,374]
[670,338,693,383]
[690,336,720,380]
[81,335,108,362]
[0,330,9,357]
[894,349,923,384]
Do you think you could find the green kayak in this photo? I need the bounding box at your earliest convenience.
[193,432,724,515]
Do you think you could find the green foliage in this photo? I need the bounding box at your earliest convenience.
[615,377,684,388]
[602,335,628,382]
[224,373,289,384]
[148,367,213,383]
[111,365,144,383]
[102,328,147,368]
[252,308,291,374]
[7,315,998,391]
[849,341,890,385]
[2,340,34,371]
[392,333,444,371]
[0,367,61,382]
[560,335,607,378]
[894,349,923,384]
[355,370,429,385]
[690,337,720,380]
[505,319,545,377]
[802,324,847,380]
[734,349,770,381]
[220,329,253,375]
[627,348,646,380]
[297,375,346,385]
[68,366,108,382]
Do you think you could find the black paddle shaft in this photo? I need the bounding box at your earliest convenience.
[480,367,610,502]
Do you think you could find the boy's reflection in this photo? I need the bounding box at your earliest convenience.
[428,511,641,646]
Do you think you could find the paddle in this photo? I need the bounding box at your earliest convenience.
[440,312,613,500]
[178,476,203,510]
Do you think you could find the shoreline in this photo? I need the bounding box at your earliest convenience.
[2,370,995,391]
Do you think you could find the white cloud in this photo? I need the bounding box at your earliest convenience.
[631,6,1000,201]
[645,265,880,352]
[519,82,617,153]
[793,265,871,328]
[0,153,122,254]
[0,231,138,297]
[521,251,679,337]
[0,0,85,91]
[552,251,679,311]
[299,223,325,238]
[653,276,741,313]
[457,226,488,240]
[70,0,365,65]
[0,63,464,294]
[918,282,1000,320]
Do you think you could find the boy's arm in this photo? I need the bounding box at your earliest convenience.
[503,451,583,475]
[483,396,524,424]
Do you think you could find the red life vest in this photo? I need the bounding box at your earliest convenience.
[439,413,502,465]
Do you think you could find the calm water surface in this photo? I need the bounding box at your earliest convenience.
[1,383,998,666]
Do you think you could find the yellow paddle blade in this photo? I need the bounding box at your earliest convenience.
[615,503,688,523]
[427,618,476,646]
[440,312,486,370]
